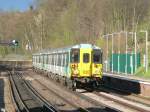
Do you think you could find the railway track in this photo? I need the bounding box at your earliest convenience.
[30,78,90,112]
[9,71,58,112]
[22,71,98,112]
[92,91,150,112]
[98,86,150,107]
[24,70,120,112]
[77,86,150,112]
[12,69,150,112]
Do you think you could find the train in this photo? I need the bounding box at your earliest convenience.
[32,44,103,90]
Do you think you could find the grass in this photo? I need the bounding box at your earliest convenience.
[135,66,150,79]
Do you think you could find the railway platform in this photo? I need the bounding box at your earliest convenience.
[0,76,15,112]
[103,72,150,97]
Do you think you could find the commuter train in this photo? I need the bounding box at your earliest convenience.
[32,44,103,90]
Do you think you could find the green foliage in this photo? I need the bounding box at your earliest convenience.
[96,38,105,48]
[135,66,150,79]
[1,0,150,61]
[135,66,145,76]
[0,46,9,58]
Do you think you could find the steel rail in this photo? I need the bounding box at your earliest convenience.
[31,77,89,112]
[28,71,119,112]
[99,85,150,107]
[93,91,150,112]
[9,71,29,112]
[8,71,20,112]
[17,72,58,112]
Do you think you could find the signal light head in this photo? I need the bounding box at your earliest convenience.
[12,40,19,46]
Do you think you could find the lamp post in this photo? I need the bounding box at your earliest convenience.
[128,32,134,74]
[107,34,113,72]
[140,31,148,72]
[111,32,120,73]
[125,32,128,74]
[120,31,128,74]
[103,35,109,72]
[117,32,121,74]
[110,34,113,73]
[135,32,137,72]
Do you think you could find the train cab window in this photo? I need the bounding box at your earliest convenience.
[83,53,89,63]
[71,49,79,63]
[93,50,102,63]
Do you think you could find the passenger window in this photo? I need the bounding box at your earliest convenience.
[83,53,89,63]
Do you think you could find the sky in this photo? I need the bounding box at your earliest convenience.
[0,0,35,12]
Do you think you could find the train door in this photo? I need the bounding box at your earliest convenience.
[80,49,92,77]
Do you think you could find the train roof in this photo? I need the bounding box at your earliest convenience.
[33,44,101,55]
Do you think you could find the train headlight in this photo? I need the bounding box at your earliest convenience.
[94,64,98,68]
[74,69,79,75]
[95,68,100,74]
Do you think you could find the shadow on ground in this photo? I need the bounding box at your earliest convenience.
[0,79,5,109]
[102,76,141,95]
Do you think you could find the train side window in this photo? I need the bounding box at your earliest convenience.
[38,56,40,63]
[83,53,89,63]
[66,53,69,66]
[46,55,48,64]
[64,54,66,66]
[51,55,53,65]
[37,56,38,63]
[44,55,45,64]
[59,54,61,66]
[54,54,56,65]
[45,55,46,64]
[39,56,41,63]
[62,54,65,66]
[50,55,52,65]
[56,54,57,66]
[47,55,49,64]
[53,54,55,65]
[38,56,41,63]
[61,54,63,67]
[65,54,67,67]
[49,55,51,64]
[33,56,34,62]
[43,55,44,64]
[56,54,57,65]
[57,54,60,66]
[49,54,52,65]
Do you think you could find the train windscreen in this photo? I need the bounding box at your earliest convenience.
[71,49,80,63]
[93,50,102,63]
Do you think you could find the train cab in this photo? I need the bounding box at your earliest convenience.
[70,44,103,87]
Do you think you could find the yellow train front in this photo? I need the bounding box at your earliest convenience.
[70,44,103,89]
